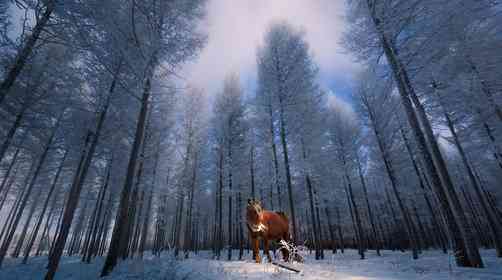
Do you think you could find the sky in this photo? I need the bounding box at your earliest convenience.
[6,0,360,104]
[180,0,360,103]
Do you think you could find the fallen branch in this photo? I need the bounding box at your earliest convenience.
[271,261,301,273]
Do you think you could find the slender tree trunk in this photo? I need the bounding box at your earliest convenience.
[0,162,20,215]
[100,68,150,275]
[335,206,344,253]
[22,150,67,263]
[0,107,28,165]
[12,180,46,258]
[400,127,448,253]
[0,117,60,267]
[277,100,297,242]
[227,136,233,261]
[238,191,244,260]
[83,158,112,263]
[0,146,21,196]
[139,142,160,258]
[0,1,55,104]
[365,2,482,266]
[46,63,120,279]
[0,164,32,244]
[250,145,256,199]
[436,88,502,257]
[313,185,324,259]
[217,148,224,259]
[466,58,502,122]
[36,188,59,256]
[267,104,282,210]
[184,152,198,258]
[344,172,365,259]
[357,157,381,256]
[306,174,319,259]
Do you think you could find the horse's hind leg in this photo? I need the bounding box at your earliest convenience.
[264,239,272,262]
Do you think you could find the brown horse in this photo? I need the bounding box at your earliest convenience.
[246,199,290,263]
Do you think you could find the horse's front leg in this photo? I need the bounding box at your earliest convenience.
[252,237,261,263]
[264,239,272,262]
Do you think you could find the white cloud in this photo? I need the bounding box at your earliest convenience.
[180,0,359,95]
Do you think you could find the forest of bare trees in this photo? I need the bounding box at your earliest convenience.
[0,0,500,279]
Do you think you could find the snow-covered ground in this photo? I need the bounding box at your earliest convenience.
[1,249,501,280]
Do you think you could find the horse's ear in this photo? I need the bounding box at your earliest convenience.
[247,198,252,205]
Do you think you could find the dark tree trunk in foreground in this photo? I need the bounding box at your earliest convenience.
[45,66,119,280]
[100,72,151,277]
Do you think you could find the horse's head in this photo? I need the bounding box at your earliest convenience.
[246,198,263,225]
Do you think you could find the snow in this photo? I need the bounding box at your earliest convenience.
[0,249,501,280]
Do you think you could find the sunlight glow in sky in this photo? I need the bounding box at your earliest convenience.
[180,0,359,102]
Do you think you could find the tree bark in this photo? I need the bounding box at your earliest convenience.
[100,71,151,276]
[46,63,119,279]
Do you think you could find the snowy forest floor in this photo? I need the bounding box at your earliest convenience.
[0,249,501,280]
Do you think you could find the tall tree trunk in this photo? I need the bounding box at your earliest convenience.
[366,106,418,258]
[313,185,324,259]
[0,1,55,104]
[436,88,502,257]
[250,145,256,199]
[36,187,59,256]
[277,100,297,242]
[324,205,336,253]
[217,147,224,259]
[46,64,120,279]
[400,127,448,253]
[335,206,344,253]
[0,146,21,196]
[357,156,380,256]
[138,141,160,258]
[0,116,60,267]
[0,107,27,164]
[238,191,244,260]
[227,137,233,261]
[83,158,112,263]
[100,71,150,276]
[267,103,282,210]
[306,174,320,259]
[22,150,67,263]
[466,58,502,122]
[0,163,33,244]
[365,0,482,266]
[0,158,20,214]
[184,152,198,258]
[344,172,365,259]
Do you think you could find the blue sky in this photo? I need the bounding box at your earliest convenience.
[181,0,359,105]
[7,0,359,105]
